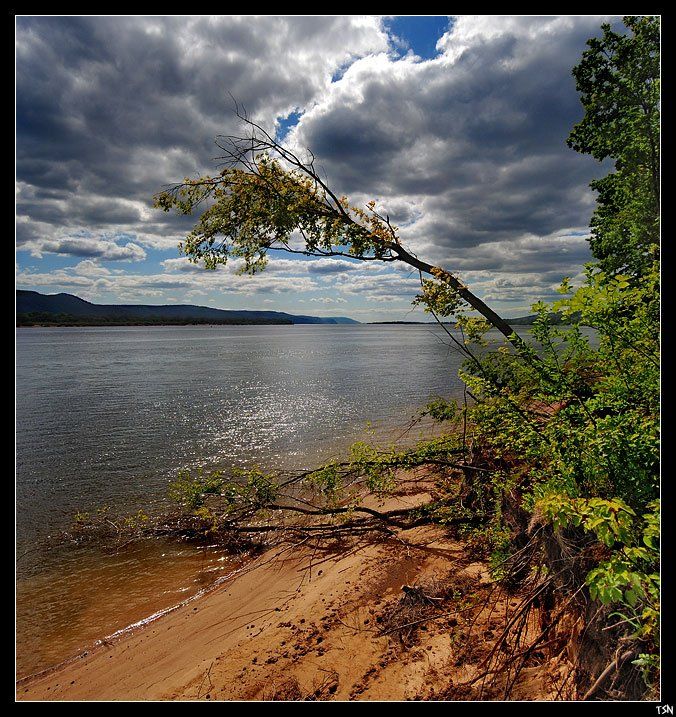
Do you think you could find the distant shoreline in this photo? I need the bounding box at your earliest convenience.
[16,291,359,326]
[16,318,293,327]
[17,320,550,328]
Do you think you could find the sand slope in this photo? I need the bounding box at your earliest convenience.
[18,489,568,701]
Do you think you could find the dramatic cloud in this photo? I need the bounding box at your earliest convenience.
[289,16,615,269]
[16,263,321,301]
[17,217,147,261]
[16,15,619,319]
[16,15,389,253]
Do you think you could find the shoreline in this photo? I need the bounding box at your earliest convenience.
[16,481,433,689]
[17,480,567,701]
[16,558,255,688]
[15,413,453,681]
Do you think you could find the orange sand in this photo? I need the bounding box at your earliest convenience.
[17,489,568,701]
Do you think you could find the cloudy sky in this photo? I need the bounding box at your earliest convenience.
[16,15,620,321]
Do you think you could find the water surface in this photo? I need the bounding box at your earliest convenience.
[17,323,475,676]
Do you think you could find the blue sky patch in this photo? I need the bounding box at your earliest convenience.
[385,16,452,60]
[277,109,303,141]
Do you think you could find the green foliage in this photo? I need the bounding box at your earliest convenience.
[455,315,491,345]
[422,397,460,422]
[155,156,399,273]
[454,18,661,673]
[306,462,344,506]
[488,531,514,582]
[413,278,465,317]
[567,16,660,276]
[538,496,659,645]
[349,441,398,494]
[168,466,279,517]
[461,260,659,511]
[168,468,226,509]
[468,349,536,396]
[538,495,636,548]
[632,653,660,690]
[123,509,150,529]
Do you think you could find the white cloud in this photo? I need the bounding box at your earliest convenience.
[284,15,616,313]
[309,296,348,304]
[73,259,111,276]
[17,225,147,262]
[16,16,390,261]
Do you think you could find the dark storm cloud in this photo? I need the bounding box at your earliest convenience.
[16,16,388,255]
[292,16,617,272]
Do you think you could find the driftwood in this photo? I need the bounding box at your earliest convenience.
[581,650,634,701]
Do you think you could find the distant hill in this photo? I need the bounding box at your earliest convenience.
[506,314,545,326]
[371,315,579,327]
[507,312,580,326]
[16,291,359,326]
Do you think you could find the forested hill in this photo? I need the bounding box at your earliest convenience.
[506,312,581,325]
[16,290,359,325]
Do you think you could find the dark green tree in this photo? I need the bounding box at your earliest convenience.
[567,16,660,277]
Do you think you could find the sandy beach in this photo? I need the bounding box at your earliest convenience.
[17,483,568,702]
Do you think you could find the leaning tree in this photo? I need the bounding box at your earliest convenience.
[154,109,528,353]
